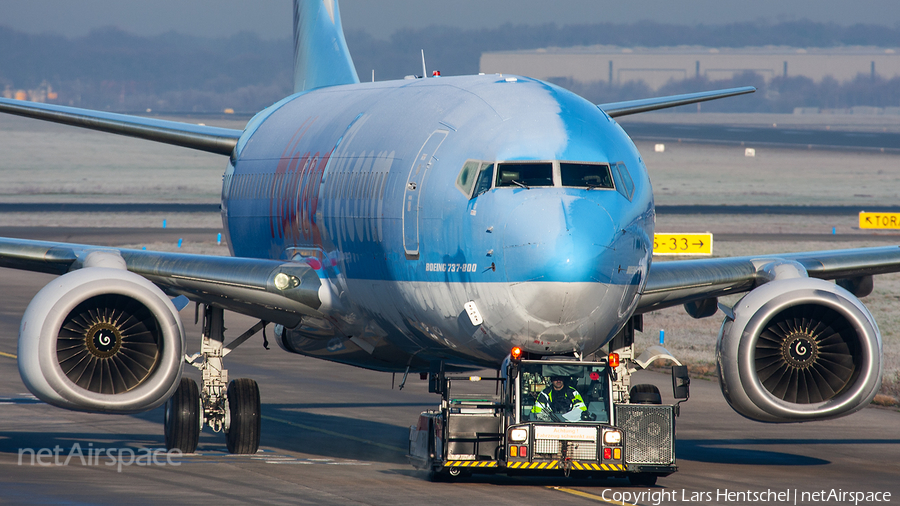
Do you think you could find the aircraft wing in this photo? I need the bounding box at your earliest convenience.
[637,245,900,313]
[0,97,242,155]
[598,86,756,118]
[0,237,325,327]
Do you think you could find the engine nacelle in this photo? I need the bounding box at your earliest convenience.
[19,267,185,413]
[717,277,882,422]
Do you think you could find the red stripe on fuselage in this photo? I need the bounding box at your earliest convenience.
[267,116,331,249]
[270,118,314,239]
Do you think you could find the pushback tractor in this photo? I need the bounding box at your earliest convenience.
[408,323,690,485]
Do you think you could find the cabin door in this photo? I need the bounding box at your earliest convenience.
[403,129,447,259]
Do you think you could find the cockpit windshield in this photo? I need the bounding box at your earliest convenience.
[560,162,614,189]
[496,162,553,188]
[518,361,610,423]
[454,159,625,199]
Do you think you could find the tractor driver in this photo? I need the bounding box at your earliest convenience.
[531,376,587,422]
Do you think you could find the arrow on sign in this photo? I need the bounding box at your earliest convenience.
[652,233,713,255]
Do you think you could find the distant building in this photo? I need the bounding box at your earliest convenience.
[480,46,900,90]
[2,81,58,102]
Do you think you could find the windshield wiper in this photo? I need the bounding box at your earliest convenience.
[511,179,530,189]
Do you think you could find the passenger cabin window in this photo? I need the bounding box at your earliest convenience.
[611,162,635,200]
[560,162,614,189]
[496,162,553,188]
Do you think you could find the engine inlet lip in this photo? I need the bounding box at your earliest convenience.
[22,268,186,413]
[735,281,882,420]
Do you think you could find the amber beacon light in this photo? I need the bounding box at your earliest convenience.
[608,352,620,368]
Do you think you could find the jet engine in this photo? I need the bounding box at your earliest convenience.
[717,277,882,422]
[18,267,185,413]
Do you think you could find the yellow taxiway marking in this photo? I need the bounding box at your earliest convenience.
[548,486,638,506]
[0,351,17,360]
[261,415,406,454]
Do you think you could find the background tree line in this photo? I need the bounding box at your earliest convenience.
[1,20,899,113]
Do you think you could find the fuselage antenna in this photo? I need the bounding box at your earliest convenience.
[371,69,375,83]
[421,49,427,79]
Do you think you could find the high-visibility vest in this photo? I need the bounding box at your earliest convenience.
[531,386,586,414]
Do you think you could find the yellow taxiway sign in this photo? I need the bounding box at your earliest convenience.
[653,233,713,255]
[859,212,900,229]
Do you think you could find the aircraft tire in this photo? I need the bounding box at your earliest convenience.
[164,377,200,453]
[226,378,261,454]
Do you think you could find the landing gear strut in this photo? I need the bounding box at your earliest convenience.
[164,305,264,454]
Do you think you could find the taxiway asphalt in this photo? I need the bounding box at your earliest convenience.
[0,227,222,247]
[1,226,897,247]
[5,203,900,216]
[0,230,898,505]
[619,122,900,152]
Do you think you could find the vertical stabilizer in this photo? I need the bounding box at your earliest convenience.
[293,0,360,93]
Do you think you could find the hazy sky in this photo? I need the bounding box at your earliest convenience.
[3,0,900,40]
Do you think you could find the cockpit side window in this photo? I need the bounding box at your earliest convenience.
[611,162,635,200]
[560,162,615,189]
[496,162,553,188]
[455,160,480,197]
[472,163,494,198]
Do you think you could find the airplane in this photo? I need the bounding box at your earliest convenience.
[0,0,895,455]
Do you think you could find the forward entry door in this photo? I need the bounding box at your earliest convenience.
[403,130,448,259]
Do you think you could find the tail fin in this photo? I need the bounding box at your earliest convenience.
[293,0,360,93]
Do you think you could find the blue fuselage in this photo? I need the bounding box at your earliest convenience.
[222,75,654,371]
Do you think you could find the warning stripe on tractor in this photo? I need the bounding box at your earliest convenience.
[504,461,625,471]
[446,460,498,468]
[506,460,558,469]
[572,462,626,471]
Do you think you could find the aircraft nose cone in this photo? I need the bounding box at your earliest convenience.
[502,194,617,324]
